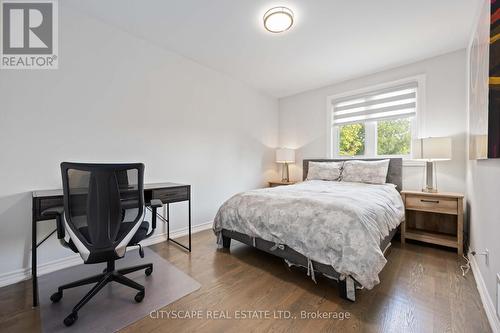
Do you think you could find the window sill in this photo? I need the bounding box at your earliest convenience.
[403,159,426,167]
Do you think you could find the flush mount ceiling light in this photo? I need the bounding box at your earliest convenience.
[263,6,294,33]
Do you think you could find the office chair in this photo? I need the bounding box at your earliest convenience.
[42,163,163,327]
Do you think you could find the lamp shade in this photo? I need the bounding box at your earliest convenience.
[276,148,295,163]
[413,137,452,161]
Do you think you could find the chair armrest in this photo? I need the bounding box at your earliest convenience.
[41,206,64,216]
[41,206,65,240]
[148,200,163,235]
[150,199,163,208]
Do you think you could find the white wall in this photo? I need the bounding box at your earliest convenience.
[467,158,500,293]
[279,50,467,193]
[466,0,500,327]
[0,5,279,278]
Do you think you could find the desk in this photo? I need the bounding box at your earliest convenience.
[31,182,191,307]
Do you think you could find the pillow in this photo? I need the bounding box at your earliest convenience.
[306,162,343,181]
[341,159,390,184]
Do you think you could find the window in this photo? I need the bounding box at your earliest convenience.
[330,81,418,158]
[339,123,365,156]
[377,118,411,155]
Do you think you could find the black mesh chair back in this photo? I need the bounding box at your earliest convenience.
[60,162,145,264]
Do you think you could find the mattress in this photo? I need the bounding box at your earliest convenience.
[213,180,405,289]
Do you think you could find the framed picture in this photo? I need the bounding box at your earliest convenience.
[469,0,500,159]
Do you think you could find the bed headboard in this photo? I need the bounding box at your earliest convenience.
[302,158,403,191]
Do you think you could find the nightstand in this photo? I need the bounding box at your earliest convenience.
[401,191,464,255]
[269,181,296,188]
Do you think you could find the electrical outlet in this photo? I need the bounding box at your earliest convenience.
[472,248,490,266]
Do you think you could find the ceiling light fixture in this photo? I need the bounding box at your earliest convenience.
[263,7,294,33]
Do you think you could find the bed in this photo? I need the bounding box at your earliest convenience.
[213,158,404,301]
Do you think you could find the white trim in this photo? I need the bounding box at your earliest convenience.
[497,273,500,319]
[365,121,376,156]
[0,221,214,288]
[139,220,213,247]
[470,253,500,333]
[0,254,83,288]
[326,74,426,158]
[467,0,488,51]
[403,159,426,167]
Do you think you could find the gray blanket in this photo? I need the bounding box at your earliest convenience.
[213,180,404,289]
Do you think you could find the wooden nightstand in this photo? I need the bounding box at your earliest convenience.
[401,191,464,255]
[269,181,296,188]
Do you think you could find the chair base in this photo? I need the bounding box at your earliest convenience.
[50,260,153,327]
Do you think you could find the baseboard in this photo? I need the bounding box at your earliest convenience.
[140,220,213,247]
[0,221,213,288]
[0,254,84,288]
[469,253,500,333]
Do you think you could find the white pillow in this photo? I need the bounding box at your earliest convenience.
[341,159,390,184]
[307,162,343,181]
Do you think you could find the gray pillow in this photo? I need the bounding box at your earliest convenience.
[307,162,343,181]
[342,159,390,184]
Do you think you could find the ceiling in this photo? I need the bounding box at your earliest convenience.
[66,0,479,98]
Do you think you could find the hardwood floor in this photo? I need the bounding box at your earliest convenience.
[0,230,491,332]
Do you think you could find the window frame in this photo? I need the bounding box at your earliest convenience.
[326,75,426,160]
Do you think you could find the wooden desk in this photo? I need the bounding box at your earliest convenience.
[31,182,191,307]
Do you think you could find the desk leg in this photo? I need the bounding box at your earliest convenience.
[188,197,191,252]
[166,203,170,241]
[162,197,191,252]
[32,211,38,307]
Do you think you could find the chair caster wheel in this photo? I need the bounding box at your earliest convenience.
[145,267,153,276]
[50,291,62,303]
[64,312,78,327]
[135,291,145,303]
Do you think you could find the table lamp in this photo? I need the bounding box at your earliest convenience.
[413,137,452,193]
[276,148,295,182]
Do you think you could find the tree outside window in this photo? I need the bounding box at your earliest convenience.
[337,118,412,157]
[377,118,411,156]
[339,123,365,156]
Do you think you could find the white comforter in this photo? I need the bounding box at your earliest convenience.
[213,180,405,289]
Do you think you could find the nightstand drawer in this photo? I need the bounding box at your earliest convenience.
[405,195,457,215]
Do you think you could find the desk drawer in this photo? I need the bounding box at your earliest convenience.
[152,187,189,203]
[405,195,457,215]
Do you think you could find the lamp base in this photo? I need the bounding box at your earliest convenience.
[422,186,438,193]
[281,163,290,182]
[422,161,438,193]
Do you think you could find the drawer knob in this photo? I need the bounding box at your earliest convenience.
[420,199,439,204]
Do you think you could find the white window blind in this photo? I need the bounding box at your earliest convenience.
[332,82,417,125]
